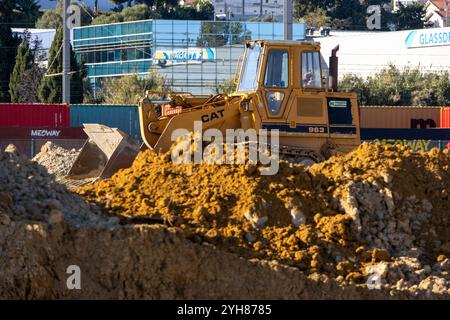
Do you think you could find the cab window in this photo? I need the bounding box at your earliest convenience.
[238,44,262,92]
[264,50,289,88]
[302,51,322,89]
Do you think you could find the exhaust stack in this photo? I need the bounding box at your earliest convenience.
[329,45,339,92]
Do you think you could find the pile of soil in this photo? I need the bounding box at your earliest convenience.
[32,142,80,176]
[78,143,450,295]
[0,144,105,226]
[0,142,448,299]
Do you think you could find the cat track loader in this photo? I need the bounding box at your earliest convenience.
[68,40,360,180]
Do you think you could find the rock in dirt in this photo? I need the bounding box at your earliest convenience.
[32,142,80,176]
[0,145,102,226]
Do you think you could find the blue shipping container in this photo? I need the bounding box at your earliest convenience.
[70,104,141,140]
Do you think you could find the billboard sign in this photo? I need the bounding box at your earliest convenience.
[405,27,450,49]
[153,47,216,67]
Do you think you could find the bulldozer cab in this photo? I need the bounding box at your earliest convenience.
[235,40,360,156]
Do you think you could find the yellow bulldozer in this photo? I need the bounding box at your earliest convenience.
[68,40,360,181]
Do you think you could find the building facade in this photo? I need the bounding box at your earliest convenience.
[317,27,450,79]
[212,0,284,20]
[73,19,153,95]
[72,19,305,95]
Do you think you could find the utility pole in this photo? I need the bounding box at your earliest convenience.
[62,0,71,104]
[284,0,293,40]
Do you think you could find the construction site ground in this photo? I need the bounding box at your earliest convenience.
[0,142,448,299]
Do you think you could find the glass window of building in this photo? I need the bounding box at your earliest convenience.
[127,48,136,61]
[121,49,128,61]
[101,51,108,62]
[136,48,143,60]
[114,50,121,61]
[108,51,115,62]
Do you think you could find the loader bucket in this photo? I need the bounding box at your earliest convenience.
[67,124,140,180]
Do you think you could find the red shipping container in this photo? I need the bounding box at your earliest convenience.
[441,108,450,128]
[0,103,70,128]
[0,127,86,139]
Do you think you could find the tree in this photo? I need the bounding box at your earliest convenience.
[36,9,62,29]
[97,1,213,23]
[109,0,133,7]
[36,0,93,29]
[293,0,397,31]
[395,3,425,30]
[38,26,84,103]
[331,0,366,29]
[339,65,450,106]
[98,71,166,104]
[196,21,250,47]
[248,15,278,22]
[0,0,20,102]
[92,3,152,25]
[170,1,214,20]
[293,0,324,19]
[340,74,370,106]
[197,21,229,47]
[14,0,41,28]
[134,0,178,9]
[294,0,363,30]
[16,35,47,102]
[17,64,45,103]
[9,36,34,102]
[214,77,236,95]
[298,7,331,29]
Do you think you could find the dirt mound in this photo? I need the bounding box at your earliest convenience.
[0,221,445,299]
[0,142,448,299]
[0,145,105,226]
[78,143,450,295]
[32,142,80,176]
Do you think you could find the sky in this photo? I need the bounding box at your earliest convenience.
[39,0,115,10]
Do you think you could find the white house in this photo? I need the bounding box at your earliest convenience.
[425,0,450,27]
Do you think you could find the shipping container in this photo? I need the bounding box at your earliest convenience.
[0,103,70,127]
[0,127,87,158]
[0,127,86,140]
[360,128,450,152]
[70,104,141,140]
[441,108,450,128]
[360,106,442,129]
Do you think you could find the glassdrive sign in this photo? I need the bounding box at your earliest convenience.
[405,27,450,49]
